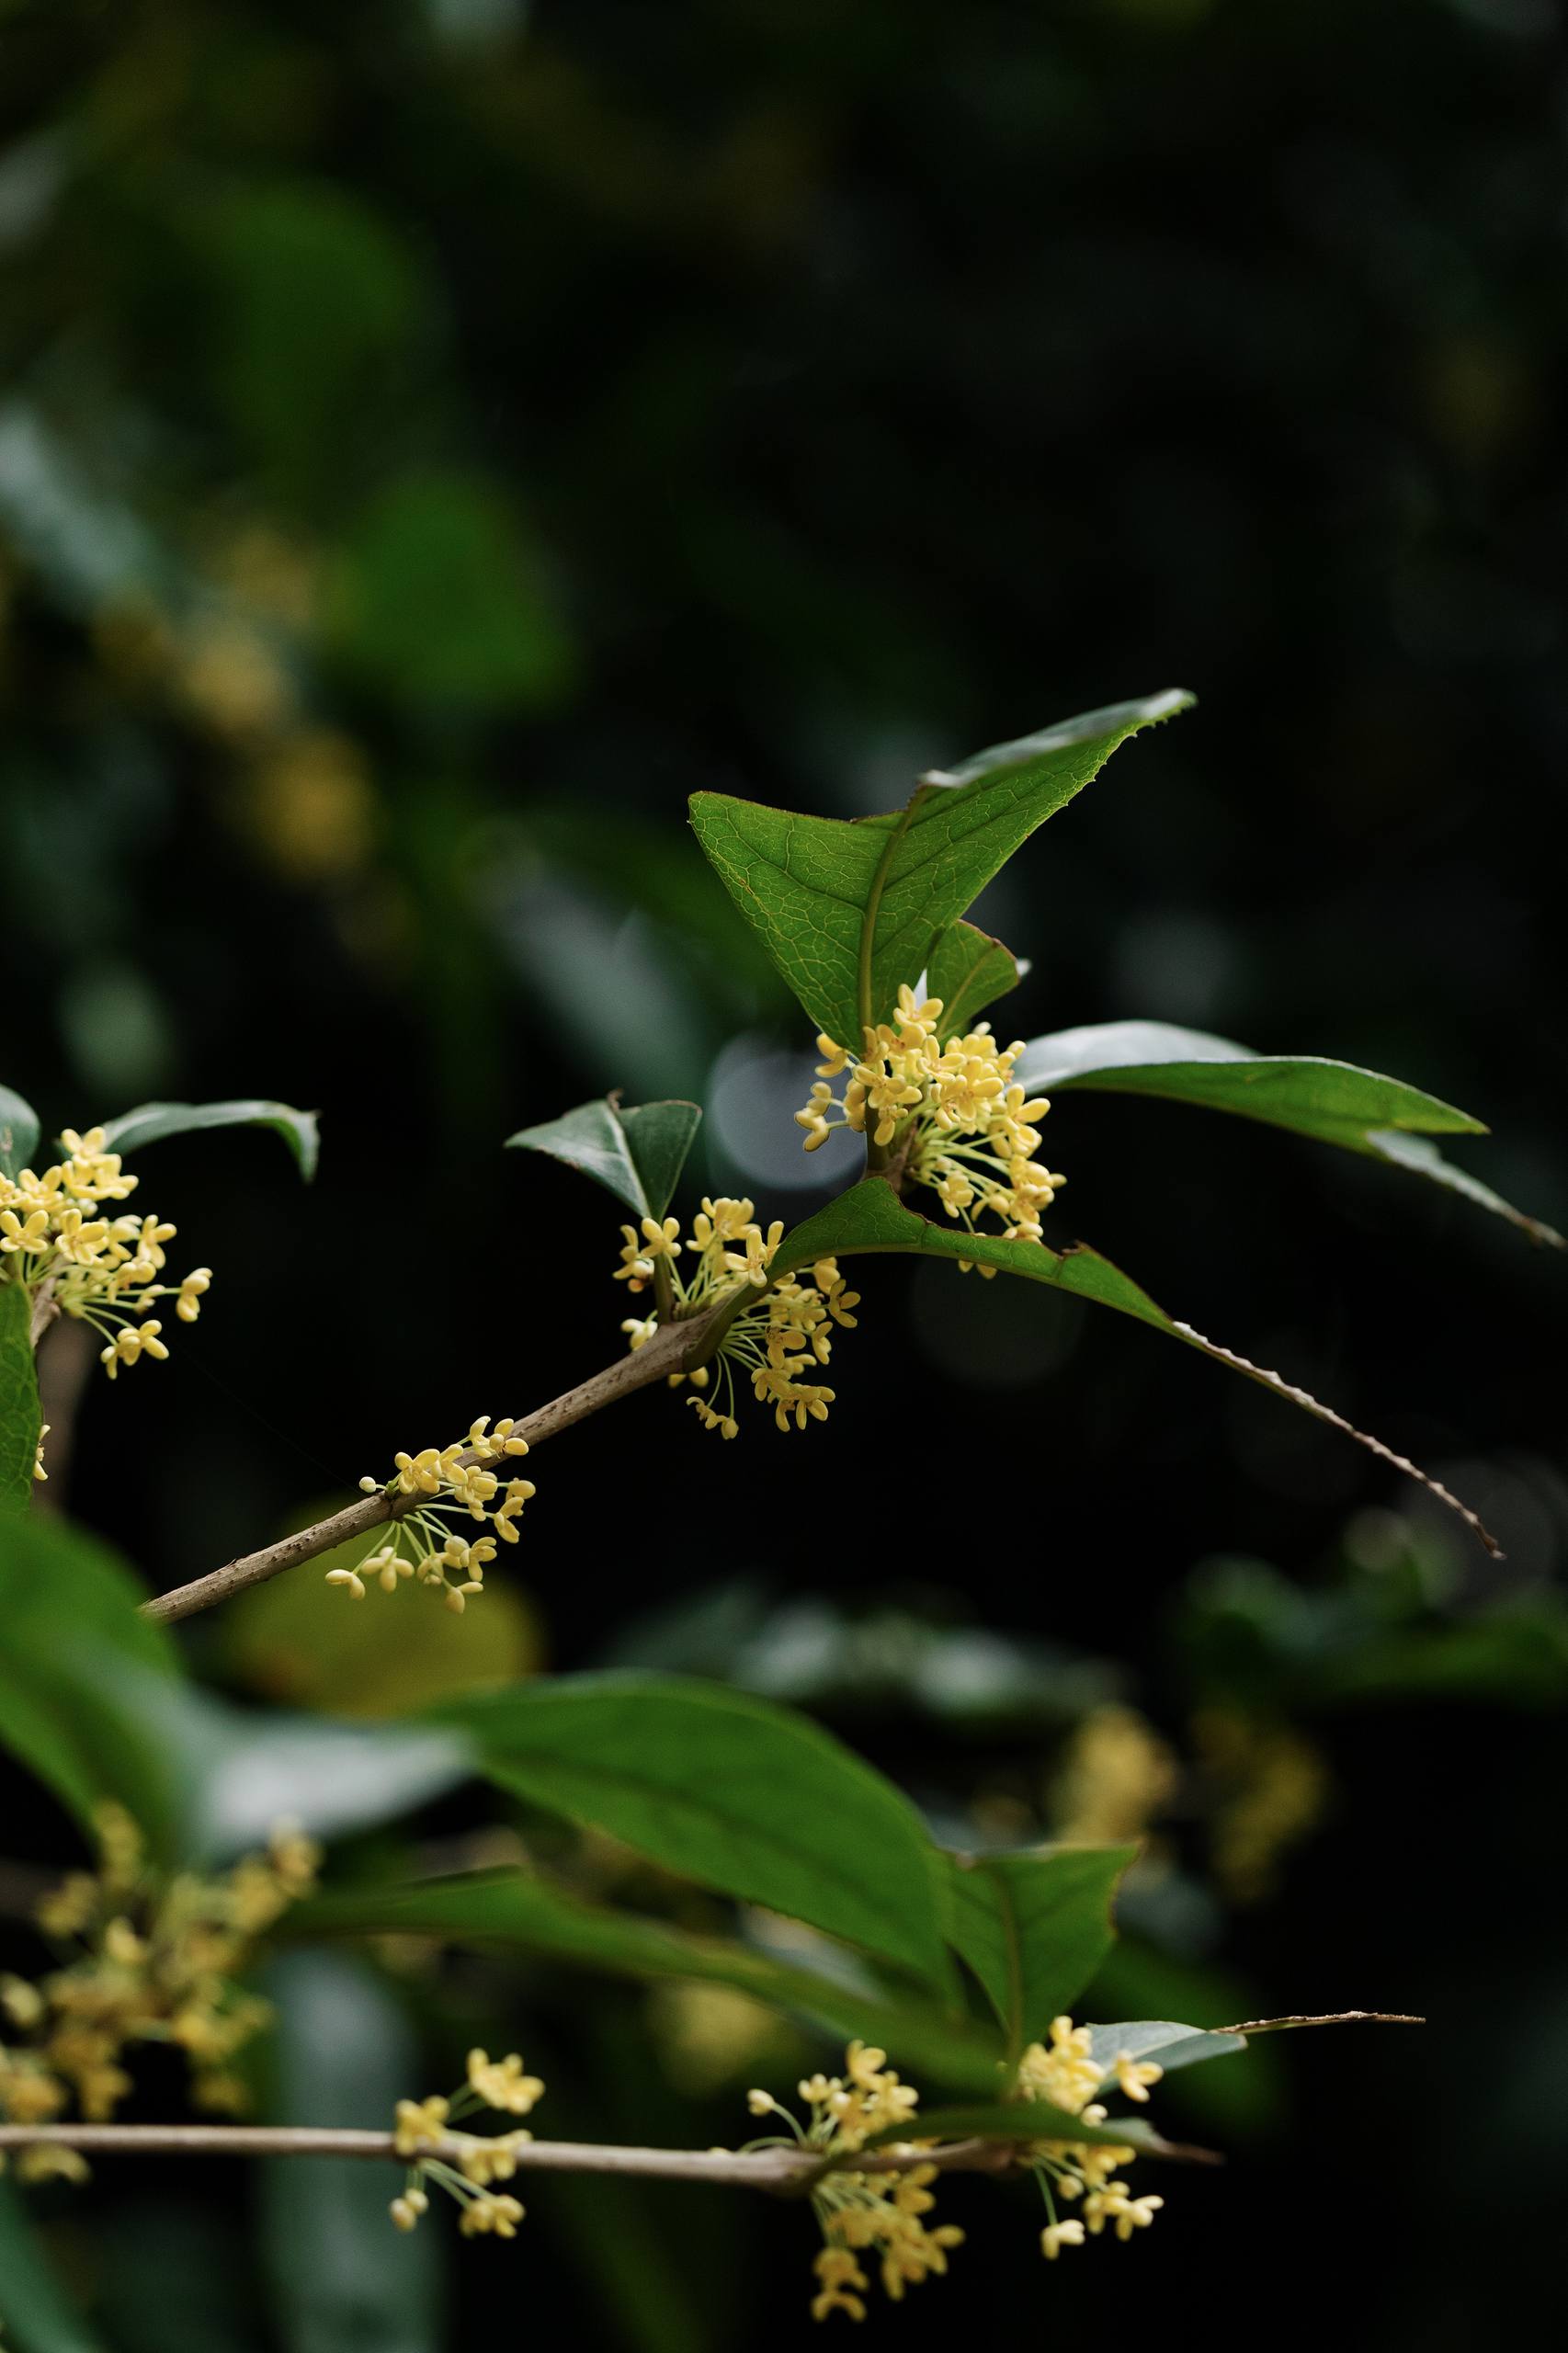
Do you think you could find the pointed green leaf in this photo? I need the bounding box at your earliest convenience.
[96,1099,319,1179]
[773,1179,1499,1554]
[924,922,1024,1037]
[1015,1019,1560,1245]
[689,691,1192,1042]
[430,1673,951,1984]
[617,1100,704,1220]
[506,1097,701,1222]
[298,1868,1005,2093]
[0,1279,41,1512]
[0,1084,40,1180]
[943,1847,1134,2062]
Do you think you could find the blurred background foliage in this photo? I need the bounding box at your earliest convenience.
[2,0,1566,2346]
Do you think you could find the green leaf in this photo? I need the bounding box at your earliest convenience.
[298,1868,1005,2094]
[95,1098,319,1180]
[0,1279,40,1512]
[0,2179,111,2352]
[1015,1019,1561,1245]
[774,1179,1500,1554]
[0,1084,40,1179]
[943,1847,1134,2061]
[0,1515,180,1846]
[259,1951,441,2353]
[430,1673,951,1984]
[689,691,1191,1043]
[924,922,1024,1037]
[1085,2020,1245,2074]
[506,1097,702,1222]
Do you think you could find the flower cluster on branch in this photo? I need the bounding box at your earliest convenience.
[325,1420,537,1613]
[390,2046,546,2240]
[617,1196,858,1437]
[0,1127,211,1414]
[796,985,1065,1267]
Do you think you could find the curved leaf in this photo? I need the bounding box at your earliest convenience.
[299,1867,1004,2093]
[506,1096,701,1222]
[0,1084,40,1180]
[774,1179,1500,1555]
[689,691,1192,1043]
[925,922,1024,1037]
[943,1846,1134,2062]
[0,1279,40,1512]
[96,1098,319,1180]
[431,1672,952,1984]
[1014,1019,1559,1244]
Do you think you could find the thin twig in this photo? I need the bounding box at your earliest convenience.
[142,1307,724,1627]
[1216,2010,1425,2037]
[0,2124,1017,2195]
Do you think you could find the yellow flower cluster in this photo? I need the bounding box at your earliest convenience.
[1017,2016,1165,2259]
[390,2045,545,2241]
[743,2041,963,2323]
[616,1198,858,1438]
[0,1127,211,1399]
[0,1804,318,2178]
[795,985,1065,1269]
[327,1420,537,1614]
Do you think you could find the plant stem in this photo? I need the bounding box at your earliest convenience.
[142,1302,727,1627]
[0,2122,1015,2197]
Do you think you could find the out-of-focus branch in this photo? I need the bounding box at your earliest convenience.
[0,2122,1020,2195]
[141,1302,724,1627]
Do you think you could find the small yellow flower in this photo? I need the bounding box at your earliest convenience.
[466,2048,545,2117]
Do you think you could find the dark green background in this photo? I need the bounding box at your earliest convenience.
[2,1,1564,2346]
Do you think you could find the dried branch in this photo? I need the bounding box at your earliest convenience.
[1217,2010,1426,2037]
[142,1304,723,1627]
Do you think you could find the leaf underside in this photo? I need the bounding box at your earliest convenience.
[1016,1019,1560,1245]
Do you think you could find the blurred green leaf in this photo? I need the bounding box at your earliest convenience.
[0,1083,40,1178]
[0,1279,40,1511]
[943,1846,1134,2060]
[300,1868,1004,2093]
[436,1674,952,1984]
[689,692,1190,1042]
[260,1950,441,2353]
[924,922,1023,1037]
[0,2180,108,2353]
[96,1098,319,1179]
[506,1096,701,1222]
[208,182,426,486]
[0,1515,178,1844]
[1015,1019,1559,1245]
[328,471,577,710]
[773,1180,1498,1552]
